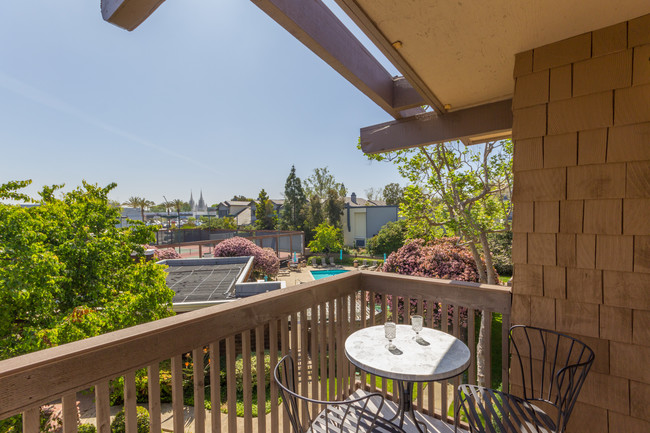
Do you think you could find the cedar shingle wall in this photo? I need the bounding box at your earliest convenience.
[511,13,650,432]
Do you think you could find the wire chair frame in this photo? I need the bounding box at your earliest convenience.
[508,325,595,432]
[274,353,406,433]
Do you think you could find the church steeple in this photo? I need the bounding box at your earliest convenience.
[198,190,207,212]
[189,191,196,212]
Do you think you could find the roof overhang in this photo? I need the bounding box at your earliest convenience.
[101,0,650,152]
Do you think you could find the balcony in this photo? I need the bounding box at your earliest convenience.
[0,271,511,433]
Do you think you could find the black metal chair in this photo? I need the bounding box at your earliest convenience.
[274,354,406,433]
[457,325,595,433]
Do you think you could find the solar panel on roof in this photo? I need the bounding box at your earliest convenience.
[165,263,246,304]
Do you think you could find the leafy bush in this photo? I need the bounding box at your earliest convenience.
[366,220,407,256]
[110,406,149,433]
[213,237,279,278]
[143,245,181,260]
[487,231,512,276]
[78,424,97,433]
[383,237,481,282]
[307,223,342,257]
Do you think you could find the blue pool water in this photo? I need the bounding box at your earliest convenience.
[310,269,350,280]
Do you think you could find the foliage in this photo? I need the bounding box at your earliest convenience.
[0,180,174,360]
[308,223,343,258]
[122,196,154,222]
[305,193,324,242]
[213,237,279,277]
[365,186,383,202]
[200,216,237,230]
[304,167,346,198]
[323,188,344,229]
[110,406,150,433]
[254,189,278,230]
[231,195,253,202]
[279,165,307,231]
[366,220,407,256]
[78,424,96,433]
[383,238,481,282]
[487,231,513,276]
[143,245,182,260]
[382,182,404,206]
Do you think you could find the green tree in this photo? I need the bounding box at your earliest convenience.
[323,188,344,229]
[365,139,512,387]
[365,187,383,202]
[307,223,343,260]
[231,195,252,202]
[0,180,174,360]
[382,182,404,206]
[279,165,307,231]
[122,196,154,222]
[304,167,346,198]
[305,194,324,241]
[366,220,407,256]
[255,189,277,230]
[200,216,237,230]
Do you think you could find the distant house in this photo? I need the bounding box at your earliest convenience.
[217,200,256,225]
[341,192,399,247]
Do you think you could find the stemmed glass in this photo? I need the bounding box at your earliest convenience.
[411,315,423,340]
[384,322,396,351]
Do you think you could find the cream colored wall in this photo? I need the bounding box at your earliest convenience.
[342,207,367,246]
[511,13,650,432]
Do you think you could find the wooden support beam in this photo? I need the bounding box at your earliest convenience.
[360,99,513,154]
[101,0,166,31]
[251,0,424,117]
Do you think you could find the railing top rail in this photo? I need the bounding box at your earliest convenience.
[360,271,512,314]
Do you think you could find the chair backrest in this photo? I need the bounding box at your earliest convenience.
[509,325,594,432]
[321,257,327,266]
[274,354,394,433]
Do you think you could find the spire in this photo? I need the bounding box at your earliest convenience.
[198,190,207,212]
[189,191,196,212]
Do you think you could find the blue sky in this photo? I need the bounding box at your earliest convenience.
[0,0,404,206]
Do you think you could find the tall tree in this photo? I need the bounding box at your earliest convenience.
[365,139,512,387]
[231,195,252,202]
[280,165,307,231]
[255,189,277,230]
[0,180,173,359]
[306,193,324,241]
[304,167,346,198]
[382,182,404,206]
[365,187,384,202]
[324,188,344,230]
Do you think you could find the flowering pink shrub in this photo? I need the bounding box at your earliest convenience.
[143,245,182,260]
[213,237,280,277]
[382,238,480,281]
[379,238,482,328]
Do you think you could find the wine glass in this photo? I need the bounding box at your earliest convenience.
[411,315,423,340]
[384,322,396,351]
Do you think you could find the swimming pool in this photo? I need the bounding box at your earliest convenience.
[310,269,350,280]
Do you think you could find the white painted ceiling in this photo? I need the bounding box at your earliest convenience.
[348,0,650,111]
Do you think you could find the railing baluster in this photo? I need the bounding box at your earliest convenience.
[146,365,161,433]
[255,325,266,433]
[62,393,78,433]
[336,296,344,400]
[318,303,327,405]
[452,305,461,424]
[441,303,448,422]
[347,294,355,396]
[310,303,319,404]
[369,290,377,393]
[242,331,253,433]
[469,308,477,385]
[327,301,335,403]
[269,321,279,433]
[381,293,388,399]
[426,298,435,415]
[124,371,137,433]
[485,311,493,389]
[502,313,511,392]
[171,356,184,433]
[416,297,423,412]
[193,348,206,433]
[360,290,367,389]
[225,337,237,433]
[22,407,39,433]
[281,316,290,433]
[94,381,111,433]
[209,342,222,433]
[299,309,308,422]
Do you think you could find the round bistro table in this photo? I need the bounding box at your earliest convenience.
[344,324,471,432]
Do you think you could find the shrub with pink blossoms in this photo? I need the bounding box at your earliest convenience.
[143,245,182,260]
[213,237,280,278]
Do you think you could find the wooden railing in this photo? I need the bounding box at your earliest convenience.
[0,271,511,433]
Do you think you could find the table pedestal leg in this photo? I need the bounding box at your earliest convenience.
[392,381,427,433]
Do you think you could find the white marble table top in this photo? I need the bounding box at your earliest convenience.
[344,325,471,382]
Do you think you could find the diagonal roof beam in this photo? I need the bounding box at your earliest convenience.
[360,99,513,154]
[251,0,425,118]
[101,0,166,31]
